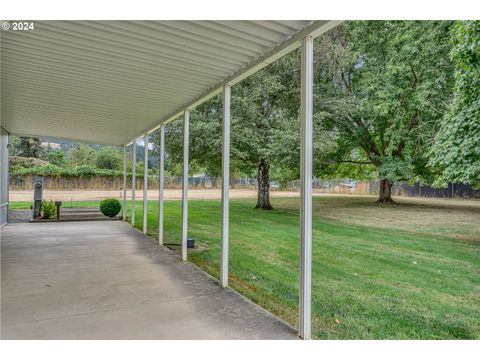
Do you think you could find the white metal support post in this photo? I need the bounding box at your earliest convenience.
[158,125,165,245]
[0,127,9,228]
[299,35,313,340]
[181,110,190,262]
[132,140,136,227]
[143,135,149,234]
[220,84,231,288]
[122,145,127,221]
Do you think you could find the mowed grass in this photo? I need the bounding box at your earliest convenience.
[127,195,479,339]
[10,195,480,339]
[9,200,101,209]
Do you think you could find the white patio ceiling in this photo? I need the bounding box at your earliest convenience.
[1,20,339,146]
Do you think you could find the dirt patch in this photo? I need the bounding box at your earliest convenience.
[313,195,480,242]
[9,190,480,242]
[9,189,302,202]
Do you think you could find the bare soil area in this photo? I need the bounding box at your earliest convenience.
[10,190,479,241]
[313,195,480,242]
[9,189,302,202]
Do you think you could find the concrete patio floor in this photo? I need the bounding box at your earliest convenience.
[1,221,298,339]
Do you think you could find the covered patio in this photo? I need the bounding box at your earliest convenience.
[1,20,341,339]
[1,221,297,339]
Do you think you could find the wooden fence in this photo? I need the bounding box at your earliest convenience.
[9,175,480,198]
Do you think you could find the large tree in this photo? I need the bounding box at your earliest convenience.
[230,55,301,209]
[430,21,480,186]
[12,136,45,158]
[153,55,302,210]
[314,21,454,203]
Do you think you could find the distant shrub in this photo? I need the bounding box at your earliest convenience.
[10,163,135,178]
[13,163,65,177]
[47,151,66,166]
[99,198,122,217]
[95,148,123,170]
[9,156,49,168]
[41,200,56,219]
[70,164,99,177]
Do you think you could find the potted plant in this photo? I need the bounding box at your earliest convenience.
[41,200,56,219]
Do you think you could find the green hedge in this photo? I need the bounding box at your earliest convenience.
[10,164,143,178]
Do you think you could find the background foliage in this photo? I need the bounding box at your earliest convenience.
[430,21,480,186]
[9,21,479,196]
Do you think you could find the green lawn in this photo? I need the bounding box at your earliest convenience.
[10,196,480,339]
[9,200,102,209]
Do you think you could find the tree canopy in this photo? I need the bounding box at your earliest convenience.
[11,21,479,205]
[152,53,307,209]
[430,21,480,186]
[154,21,461,205]
[11,137,45,158]
[313,21,454,202]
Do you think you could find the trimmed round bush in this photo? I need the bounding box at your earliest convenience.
[99,198,122,218]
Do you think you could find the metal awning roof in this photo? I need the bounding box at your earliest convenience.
[1,20,339,146]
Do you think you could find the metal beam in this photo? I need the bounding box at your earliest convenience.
[158,125,165,245]
[143,135,149,234]
[131,140,136,227]
[220,84,231,288]
[122,145,127,221]
[181,110,189,262]
[299,35,313,340]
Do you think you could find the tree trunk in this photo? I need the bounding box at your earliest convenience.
[255,159,273,210]
[377,179,395,204]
